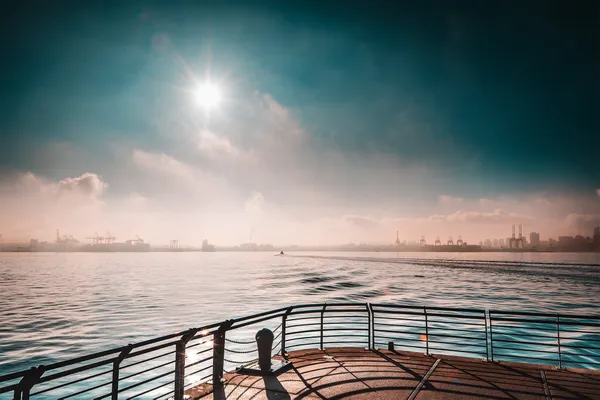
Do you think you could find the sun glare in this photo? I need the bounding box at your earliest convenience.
[194,83,222,108]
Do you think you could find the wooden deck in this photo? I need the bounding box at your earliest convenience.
[186,347,600,399]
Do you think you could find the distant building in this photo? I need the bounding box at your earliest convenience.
[478,241,484,247]
[594,226,600,252]
[530,232,540,248]
[558,236,574,246]
[499,238,506,248]
[202,239,215,252]
[484,239,492,248]
[595,226,600,236]
[240,242,257,251]
[493,238,499,248]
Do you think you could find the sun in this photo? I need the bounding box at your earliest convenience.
[194,83,222,108]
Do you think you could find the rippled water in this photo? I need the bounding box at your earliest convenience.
[1,251,600,376]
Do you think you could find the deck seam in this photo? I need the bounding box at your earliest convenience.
[540,369,551,399]
[407,358,441,400]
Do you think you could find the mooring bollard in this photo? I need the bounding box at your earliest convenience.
[388,341,395,351]
[256,328,274,371]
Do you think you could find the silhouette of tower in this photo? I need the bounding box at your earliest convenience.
[434,236,441,246]
[456,235,464,246]
[447,236,454,246]
[419,235,426,246]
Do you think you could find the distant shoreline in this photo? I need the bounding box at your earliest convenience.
[0,248,597,254]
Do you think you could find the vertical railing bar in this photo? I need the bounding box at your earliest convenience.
[369,304,376,349]
[557,313,562,369]
[112,345,132,400]
[320,304,327,350]
[484,310,489,361]
[489,310,495,361]
[281,307,292,359]
[366,303,372,350]
[424,306,429,356]
[174,329,198,400]
[211,320,232,392]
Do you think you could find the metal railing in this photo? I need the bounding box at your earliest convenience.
[1,303,599,399]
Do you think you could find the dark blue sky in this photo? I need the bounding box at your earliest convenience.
[1,0,599,194]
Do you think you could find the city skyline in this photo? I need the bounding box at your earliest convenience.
[1,224,598,251]
[1,1,599,246]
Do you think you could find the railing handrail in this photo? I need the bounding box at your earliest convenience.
[490,309,600,320]
[2,302,600,399]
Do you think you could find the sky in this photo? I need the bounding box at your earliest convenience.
[0,0,599,246]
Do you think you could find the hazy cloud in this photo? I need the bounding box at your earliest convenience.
[342,215,381,230]
[132,149,198,185]
[1,88,597,246]
[244,192,265,215]
[564,213,600,234]
[429,209,532,224]
[439,195,464,204]
[197,131,240,158]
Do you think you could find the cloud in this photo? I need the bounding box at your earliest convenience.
[564,213,600,234]
[197,131,240,158]
[342,215,381,230]
[439,195,464,204]
[56,173,107,197]
[2,89,598,246]
[131,149,233,202]
[244,192,265,214]
[132,149,198,185]
[0,172,107,241]
[429,209,532,224]
[533,197,552,206]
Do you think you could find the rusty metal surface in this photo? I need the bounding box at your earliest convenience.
[189,348,600,400]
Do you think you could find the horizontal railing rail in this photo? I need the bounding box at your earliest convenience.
[1,303,599,399]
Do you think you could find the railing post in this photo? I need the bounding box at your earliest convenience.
[557,313,562,369]
[320,304,327,350]
[212,321,232,390]
[369,303,375,349]
[489,311,495,361]
[424,306,429,355]
[174,329,198,400]
[281,307,293,359]
[484,310,489,361]
[111,345,132,400]
[366,303,372,350]
[17,366,44,400]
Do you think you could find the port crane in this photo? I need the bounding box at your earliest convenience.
[126,235,145,246]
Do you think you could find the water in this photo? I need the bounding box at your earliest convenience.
[1,251,600,377]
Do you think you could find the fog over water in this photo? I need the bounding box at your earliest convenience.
[1,251,599,375]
